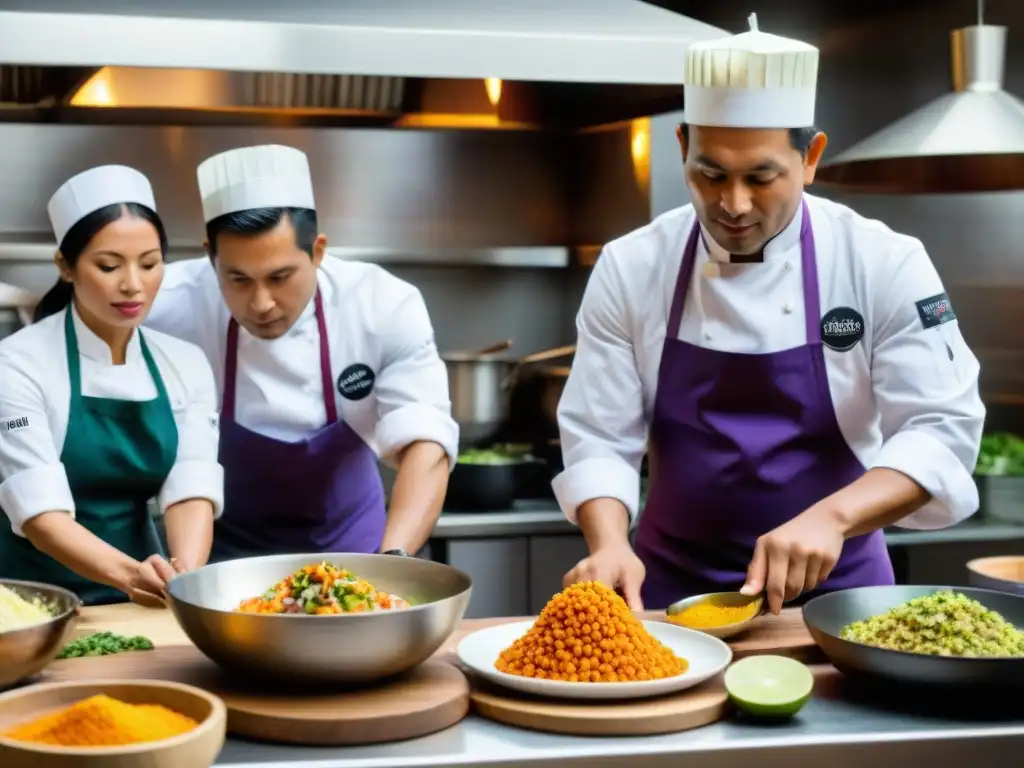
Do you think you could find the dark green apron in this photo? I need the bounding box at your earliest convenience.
[0,310,178,605]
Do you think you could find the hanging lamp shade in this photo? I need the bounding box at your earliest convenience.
[816,23,1024,194]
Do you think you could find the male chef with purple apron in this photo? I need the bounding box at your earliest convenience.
[553,17,985,614]
[146,144,458,561]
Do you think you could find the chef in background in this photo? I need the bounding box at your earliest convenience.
[0,165,223,606]
[555,16,985,614]
[145,144,457,561]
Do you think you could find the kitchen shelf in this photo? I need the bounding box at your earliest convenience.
[327,246,569,268]
[0,240,571,268]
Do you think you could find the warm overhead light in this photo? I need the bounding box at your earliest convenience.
[69,67,115,106]
[484,77,502,107]
[631,117,651,191]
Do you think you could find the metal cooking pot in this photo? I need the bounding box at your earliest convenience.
[443,351,519,446]
[443,343,575,446]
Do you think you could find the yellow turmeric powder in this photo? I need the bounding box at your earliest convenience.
[3,694,197,747]
[668,599,759,629]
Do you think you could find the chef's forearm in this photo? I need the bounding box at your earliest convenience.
[811,467,931,539]
[381,441,449,553]
[22,512,139,593]
[577,498,632,552]
[163,498,214,571]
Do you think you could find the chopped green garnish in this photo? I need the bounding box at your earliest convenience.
[57,631,154,659]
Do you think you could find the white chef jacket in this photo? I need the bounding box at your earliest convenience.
[0,305,224,537]
[553,193,985,531]
[144,255,458,468]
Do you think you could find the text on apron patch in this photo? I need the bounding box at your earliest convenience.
[1,416,29,432]
[915,292,957,330]
[820,307,864,352]
[337,363,376,401]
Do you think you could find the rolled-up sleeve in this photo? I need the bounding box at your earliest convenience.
[0,354,75,537]
[552,247,647,524]
[158,347,224,517]
[868,245,985,529]
[373,288,459,469]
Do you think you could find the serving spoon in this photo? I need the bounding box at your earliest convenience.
[665,591,767,639]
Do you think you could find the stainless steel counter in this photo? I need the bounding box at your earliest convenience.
[213,668,1024,767]
[433,501,1024,547]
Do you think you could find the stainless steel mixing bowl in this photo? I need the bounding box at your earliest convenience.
[0,579,80,690]
[166,553,472,685]
[802,585,1024,688]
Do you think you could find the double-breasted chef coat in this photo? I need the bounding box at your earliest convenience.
[552,192,986,608]
[0,304,224,604]
[144,252,459,560]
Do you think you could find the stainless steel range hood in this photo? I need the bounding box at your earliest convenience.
[0,0,724,84]
[816,21,1024,194]
[0,0,726,129]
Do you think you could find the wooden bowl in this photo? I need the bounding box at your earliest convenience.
[967,556,1024,596]
[0,680,226,767]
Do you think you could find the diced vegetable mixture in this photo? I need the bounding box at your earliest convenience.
[235,561,411,615]
[841,590,1024,657]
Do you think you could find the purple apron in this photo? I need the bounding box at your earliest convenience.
[633,200,894,609]
[211,291,386,561]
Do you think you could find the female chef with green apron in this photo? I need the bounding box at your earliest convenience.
[0,165,224,606]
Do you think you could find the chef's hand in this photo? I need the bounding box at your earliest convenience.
[740,508,845,615]
[564,544,646,612]
[128,555,177,609]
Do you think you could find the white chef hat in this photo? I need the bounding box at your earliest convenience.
[197,144,316,223]
[683,13,819,129]
[47,165,156,246]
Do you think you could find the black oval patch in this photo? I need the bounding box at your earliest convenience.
[820,306,865,352]
[337,363,376,401]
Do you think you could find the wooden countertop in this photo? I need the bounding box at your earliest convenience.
[75,603,818,663]
[75,604,191,645]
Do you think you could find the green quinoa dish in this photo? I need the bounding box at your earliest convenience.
[841,590,1024,658]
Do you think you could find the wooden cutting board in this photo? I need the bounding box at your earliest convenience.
[468,676,730,736]
[39,645,469,746]
[439,611,816,736]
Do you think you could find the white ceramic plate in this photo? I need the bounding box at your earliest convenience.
[456,619,733,700]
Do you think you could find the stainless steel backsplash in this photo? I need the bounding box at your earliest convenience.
[0,121,635,355]
[0,123,571,248]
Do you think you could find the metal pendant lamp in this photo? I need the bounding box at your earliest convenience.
[816,0,1024,194]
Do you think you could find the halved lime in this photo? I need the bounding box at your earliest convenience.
[724,655,814,718]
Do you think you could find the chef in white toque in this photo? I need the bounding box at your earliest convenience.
[556,14,985,614]
[146,144,457,562]
[0,165,222,605]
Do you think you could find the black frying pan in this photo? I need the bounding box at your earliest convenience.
[802,584,1024,690]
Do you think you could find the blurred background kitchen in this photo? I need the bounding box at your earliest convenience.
[0,0,1022,617]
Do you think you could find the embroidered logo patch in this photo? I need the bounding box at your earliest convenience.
[915,292,957,330]
[337,363,376,401]
[1,416,29,432]
[820,307,865,352]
